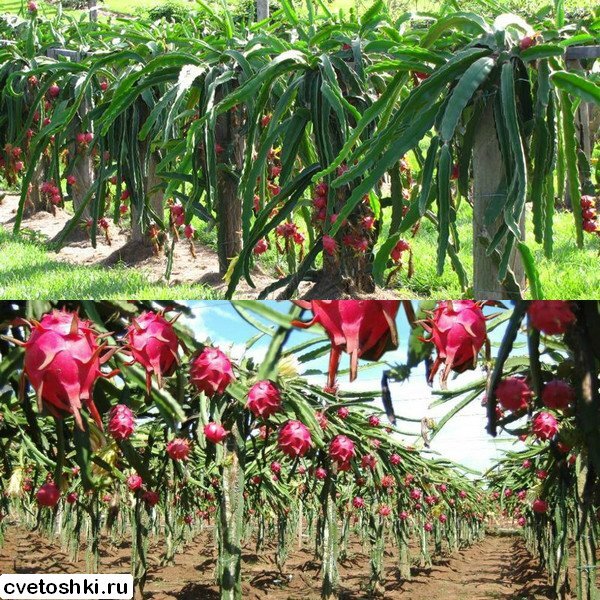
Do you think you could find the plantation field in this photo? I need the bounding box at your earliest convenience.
[0,526,554,599]
[0,192,598,299]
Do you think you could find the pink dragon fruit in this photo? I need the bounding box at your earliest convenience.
[315,467,327,480]
[22,309,117,430]
[329,435,355,467]
[204,422,228,444]
[336,406,349,419]
[541,380,575,411]
[126,311,180,392]
[421,301,487,383]
[379,504,392,517]
[37,482,60,507]
[390,453,402,465]
[532,499,548,514]
[495,377,533,412]
[166,438,191,461]
[278,420,312,457]
[127,474,143,491]
[352,496,365,509]
[292,301,400,388]
[190,347,234,397]
[108,405,135,440]
[246,380,281,419]
[66,492,78,504]
[532,412,558,441]
[528,301,575,335]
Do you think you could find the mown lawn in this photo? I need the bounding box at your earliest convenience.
[0,227,220,299]
[388,204,600,299]
[2,0,596,19]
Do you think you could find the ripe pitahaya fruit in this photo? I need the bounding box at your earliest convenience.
[532,412,558,441]
[21,309,117,430]
[495,377,533,412]
[142,490,159,506]
[329,435,355,468]
[246,380,281,419]
[278,420,312,457]
[37,482,60,507]
[528,301,575,335]
[204,422,228,444]
[352,496,365,509]
[421,300,487,383]
[532,499,548,514]
[166,438,191,461]
[66,492,78,504]
[127,474,143,491]
[315,466,327,480]
[126,311,180,392]
[190,347,234,396]
[292,301,400,388]
[108,404,135,440]
[541,380,574,411]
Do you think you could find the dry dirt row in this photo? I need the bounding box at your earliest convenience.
[0,525,553,599]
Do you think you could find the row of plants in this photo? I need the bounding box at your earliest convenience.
[411,299,599,599]
[0,299,489,599]
[0,299,598,598]
[0,1,598,297]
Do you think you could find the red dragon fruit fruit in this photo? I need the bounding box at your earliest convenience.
[278,420,312,458]
[292,301,400,388]
[142,490,159,507]
[390,453,402,465]
[22,309,117,430]
[204,422,228,444]
[329,435,355,468]
[190,347,234,397]
[336,407,349,419]
[352,496,365,509]
[315,467,328,480]
[108,404,135,440]
[66,492,78,504]
[421,301,487,383]
[126,311,180,392]
[532,499,548,514]
[166,438,190,461]
[528,301,576,335]
[495,377,533,412]
[541,380,575,411]
[37,482,60,507]
[127,474,143,491]
[532,412,558,441]
[246,380,281,419]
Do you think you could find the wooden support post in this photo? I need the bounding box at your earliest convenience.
[215,98,244,276]
[131,150,164,243]
[46,49,93,220]
[256,0,269,21]
[472,101,524,300]
[564,46,600,206]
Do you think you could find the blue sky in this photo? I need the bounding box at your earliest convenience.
[183,301,522,474]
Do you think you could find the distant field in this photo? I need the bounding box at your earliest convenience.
[2,0,596,20]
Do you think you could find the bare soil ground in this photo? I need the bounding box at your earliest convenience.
[0,526,554,599]
[0,193,402,300]
[0,193,291,299]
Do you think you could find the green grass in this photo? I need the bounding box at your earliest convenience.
[388,203,600,299]
[0,227,221,299]
[3,0,595,20]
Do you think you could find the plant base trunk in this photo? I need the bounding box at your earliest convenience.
[472,102,524,300]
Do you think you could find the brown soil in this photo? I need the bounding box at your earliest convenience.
[0,526,554,599]
[0,193,298,299]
